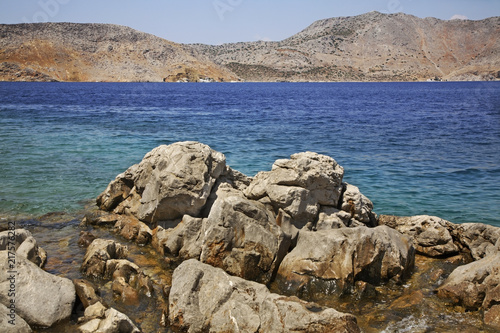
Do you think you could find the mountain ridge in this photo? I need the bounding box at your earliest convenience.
[1,12,499,82]
[0,22,238,82]
[192,11,500,82]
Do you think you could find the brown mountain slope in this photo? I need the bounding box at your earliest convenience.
[0,23,238,82]
[194,11,500,82]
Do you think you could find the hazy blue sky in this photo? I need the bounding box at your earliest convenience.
[1,0,499,44]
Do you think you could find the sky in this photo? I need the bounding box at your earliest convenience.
[1,0,499,45]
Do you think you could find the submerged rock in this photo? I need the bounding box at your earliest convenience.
[0,252,75,328]
[81,239,128,278]
[74,279,102,308]
[276,226,415,296]
[169,259,360,333]
[97,141,226,224]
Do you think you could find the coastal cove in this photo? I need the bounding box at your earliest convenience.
[0,81,499,225]
[0,79,499,332]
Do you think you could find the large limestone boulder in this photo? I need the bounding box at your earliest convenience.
[97,142,226,224]
[154,185,290,284]
[245,152,345,228]
[0,252,75,328]
[0,229,46,267]
[169,259,361,333]
[379,215,459,257]
[437,253,500,311]
[199,186,290,284]
[276,226,415,296]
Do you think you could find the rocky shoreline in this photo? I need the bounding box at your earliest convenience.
[1,141,499,332]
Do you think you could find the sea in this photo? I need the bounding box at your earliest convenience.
[1,81,499,226]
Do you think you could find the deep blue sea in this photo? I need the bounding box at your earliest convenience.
[0,82,499,226]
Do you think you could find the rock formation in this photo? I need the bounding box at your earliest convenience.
[97,142,226,224]
[195,12,500,82]
[90,141,500,331]
[379,215,459,257]
[169,259,361,333]
[245,152,345,228]
[275,226,415,296]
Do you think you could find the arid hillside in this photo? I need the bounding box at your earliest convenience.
[194,12,500,82]
[0,23,238,82]
[1,12,499,82]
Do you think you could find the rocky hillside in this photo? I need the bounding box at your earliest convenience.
[194,11,500,82]
[1,12,499,82]
[0,23,238,82]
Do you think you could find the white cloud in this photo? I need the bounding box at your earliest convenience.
[450,14,469,21]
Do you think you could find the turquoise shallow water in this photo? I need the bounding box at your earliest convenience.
[0,82,499,225]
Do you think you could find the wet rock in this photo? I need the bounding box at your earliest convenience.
[81,211,120,227]
[245,152,344,228]
[389,291,424,310]
[0,229,46,267]
[437,253,500,311]
[129,272,154,297]
[340,183,377,227]
[78,231,97,248]
[112,277,139,305]
[276,226,415,295]
[0,252,75,328]
[105,259,139,280]
[74,279,102,308]
[81,239,128,279]
[0,303,32,333]
[97,141,226,224]
[353,280,377,299]
[169,259,360,333]
[452,223,500,260]
[113,215,152,246]
[484,305,500,330]
[379,215,459,257]
[97,308,141,333]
